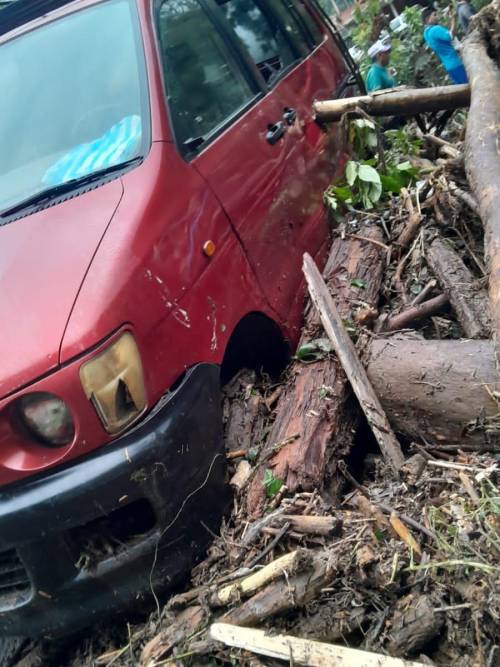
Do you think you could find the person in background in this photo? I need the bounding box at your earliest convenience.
[455,0,476,34]
[422,7,469,84]
[365,40,395,92]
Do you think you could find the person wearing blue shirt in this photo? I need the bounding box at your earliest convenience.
[422,8,468,84]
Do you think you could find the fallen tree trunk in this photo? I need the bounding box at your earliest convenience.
[462,0,500,366]
[427,237,491,339]
[314,84,470,123]
[366,338,500,449]
[246,226,384,519]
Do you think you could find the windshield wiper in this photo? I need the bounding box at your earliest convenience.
[1,156,143,219]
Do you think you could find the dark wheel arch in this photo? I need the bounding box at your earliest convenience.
[220,311,290,385]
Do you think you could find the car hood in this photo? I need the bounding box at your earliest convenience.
[0,180,123,400]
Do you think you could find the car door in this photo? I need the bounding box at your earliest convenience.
[155,0,341,323]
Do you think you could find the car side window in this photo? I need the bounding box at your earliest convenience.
[216,0,299,84]
[157,0,255,152]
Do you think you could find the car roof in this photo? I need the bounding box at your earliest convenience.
[0,0,77,37]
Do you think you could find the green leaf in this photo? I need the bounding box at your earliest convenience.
[366,133,378,148]
[263,469,284,498]
[296,337,333,363]
[350,278,367,289]
[380,173,405,193]
[346,160,359,186]
[369,180,382,202]
[358,164,381,184]
[332,185,353,202]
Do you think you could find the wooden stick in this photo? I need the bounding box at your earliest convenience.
[212,550,309,606]
[276,514,342,536]
[448,182,480,216]
[210,623,426,666]
[424,133,461,160]
[410,279,437,306]
[381,294,449,332]
[303,253,405,472]
[396,188,422,249]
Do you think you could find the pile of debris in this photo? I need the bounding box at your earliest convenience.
[8,4,500,666]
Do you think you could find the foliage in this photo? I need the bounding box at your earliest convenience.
[349,118,378,159]
[262,469,283,498]
[324,116,419,215]
[385,127,422,161]
[471,0,490,10]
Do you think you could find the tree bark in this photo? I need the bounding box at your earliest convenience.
[366,338,500,449]
[462,0,500,365]
[246,227,384,519]
[314,85,470,123]
[427,237,491,339]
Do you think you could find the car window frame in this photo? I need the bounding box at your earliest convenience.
[153,0,267,160]
[153,0,323,161]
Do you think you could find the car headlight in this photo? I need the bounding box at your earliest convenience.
[18,392,75,447]
[79,332,146,434]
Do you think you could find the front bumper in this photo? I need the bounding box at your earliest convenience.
[0,363,227,637]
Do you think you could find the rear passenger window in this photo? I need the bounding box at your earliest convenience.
[157,0,255,151]
[216,0,299,84]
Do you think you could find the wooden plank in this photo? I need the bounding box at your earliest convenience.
[303,253,405,472]
[210,623,426,666]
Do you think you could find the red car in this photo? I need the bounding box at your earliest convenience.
[0,0,358,636]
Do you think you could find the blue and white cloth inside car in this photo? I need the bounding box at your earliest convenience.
[43,115,142,186]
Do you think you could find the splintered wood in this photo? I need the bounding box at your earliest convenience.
[210,624,427,666]
[303,252,405,473]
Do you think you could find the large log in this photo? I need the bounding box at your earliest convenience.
[246,226,384,519]
[366,338,500,449]
[427,237,491,339]
[313,85,470,123]
[462,1,500,366]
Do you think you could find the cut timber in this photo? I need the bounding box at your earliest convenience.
[313,84,470,123]
[427,237,491,339]
[212,550,309,606]
[462,1,500,365]
[303,253,405,472]
[366,338,500,449]
[246,226,385,518]
[222,551,332,626]
[210,623,426,666]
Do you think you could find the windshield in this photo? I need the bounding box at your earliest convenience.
[0,0,148,213]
